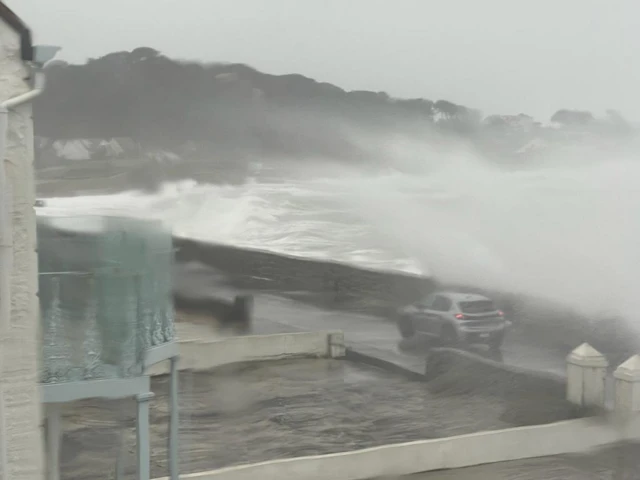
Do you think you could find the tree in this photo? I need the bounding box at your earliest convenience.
[130,47,160,62]
[395,98,434,119]
[605,109,632,133]
[434,99,460,117]
[550,109,594,126]
[434,100,481,135]
[483,115,509,128]
[34,46,555,164]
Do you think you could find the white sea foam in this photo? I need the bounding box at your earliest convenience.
[38,143,640,322]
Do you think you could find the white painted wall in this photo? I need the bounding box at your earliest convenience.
[0,17,45,480]
[147,331,346,375]
[167,415,640,480]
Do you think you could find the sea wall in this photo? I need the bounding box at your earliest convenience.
[174,236,436,316]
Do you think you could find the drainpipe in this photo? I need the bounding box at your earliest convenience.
[0,70,45,327]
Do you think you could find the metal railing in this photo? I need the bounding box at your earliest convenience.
[37,215,175,384]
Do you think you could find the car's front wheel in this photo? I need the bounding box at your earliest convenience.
[397,315,415,339]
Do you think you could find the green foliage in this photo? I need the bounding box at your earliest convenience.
[550,109,594,126]
[33,48,462,152]
[34,47,633,163]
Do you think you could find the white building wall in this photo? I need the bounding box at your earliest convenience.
[0,17,45,480]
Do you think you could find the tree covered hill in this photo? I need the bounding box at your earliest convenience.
[34,47,635,166]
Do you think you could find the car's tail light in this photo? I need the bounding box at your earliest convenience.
[455,313,466,319]
[497,310,504,317]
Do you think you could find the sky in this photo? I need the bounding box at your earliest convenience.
[7,0,640,121]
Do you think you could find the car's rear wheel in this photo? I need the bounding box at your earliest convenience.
[440,325,459,346]
[397,315,415,339]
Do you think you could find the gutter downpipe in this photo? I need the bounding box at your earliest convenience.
[0,70,45,328]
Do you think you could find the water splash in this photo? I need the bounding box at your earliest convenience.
[39,145,640,322]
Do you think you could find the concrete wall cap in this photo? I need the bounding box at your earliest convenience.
[614,354,640,381]
[567,343,608,367]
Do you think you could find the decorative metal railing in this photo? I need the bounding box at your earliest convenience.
[37,215,180,480]
[37,215,175,384]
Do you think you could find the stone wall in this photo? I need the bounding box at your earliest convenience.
[174,237,436,317]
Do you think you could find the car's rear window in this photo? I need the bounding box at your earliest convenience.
[459,300,496,314]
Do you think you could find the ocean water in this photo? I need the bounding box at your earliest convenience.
[38,149,640,322]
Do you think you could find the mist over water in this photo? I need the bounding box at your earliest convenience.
[40,137,640,324]
[347,144,640,321]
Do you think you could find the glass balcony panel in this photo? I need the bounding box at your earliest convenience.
[37,215,175,385]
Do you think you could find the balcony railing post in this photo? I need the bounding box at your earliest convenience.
[136,391,154,480]
[45,404,62,480]
[169,356,179,480]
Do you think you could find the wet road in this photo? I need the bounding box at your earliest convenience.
[174,262,568,377]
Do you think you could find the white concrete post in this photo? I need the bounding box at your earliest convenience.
[136,392,154,480]
[614,355,640,415]
[566,343,608,408]
[168,356,179,480]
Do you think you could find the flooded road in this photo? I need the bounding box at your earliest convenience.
[59,358,572,480]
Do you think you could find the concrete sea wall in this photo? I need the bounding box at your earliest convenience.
[173,236,435,316]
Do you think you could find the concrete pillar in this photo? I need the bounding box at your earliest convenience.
[614,355,640,415]
[566,342,608,408]
[168,357,179,480]
[136,392,154,480]
[0,14,46,480]
[45,404,62,480]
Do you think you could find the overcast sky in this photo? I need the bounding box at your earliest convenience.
[8,0,639,121]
